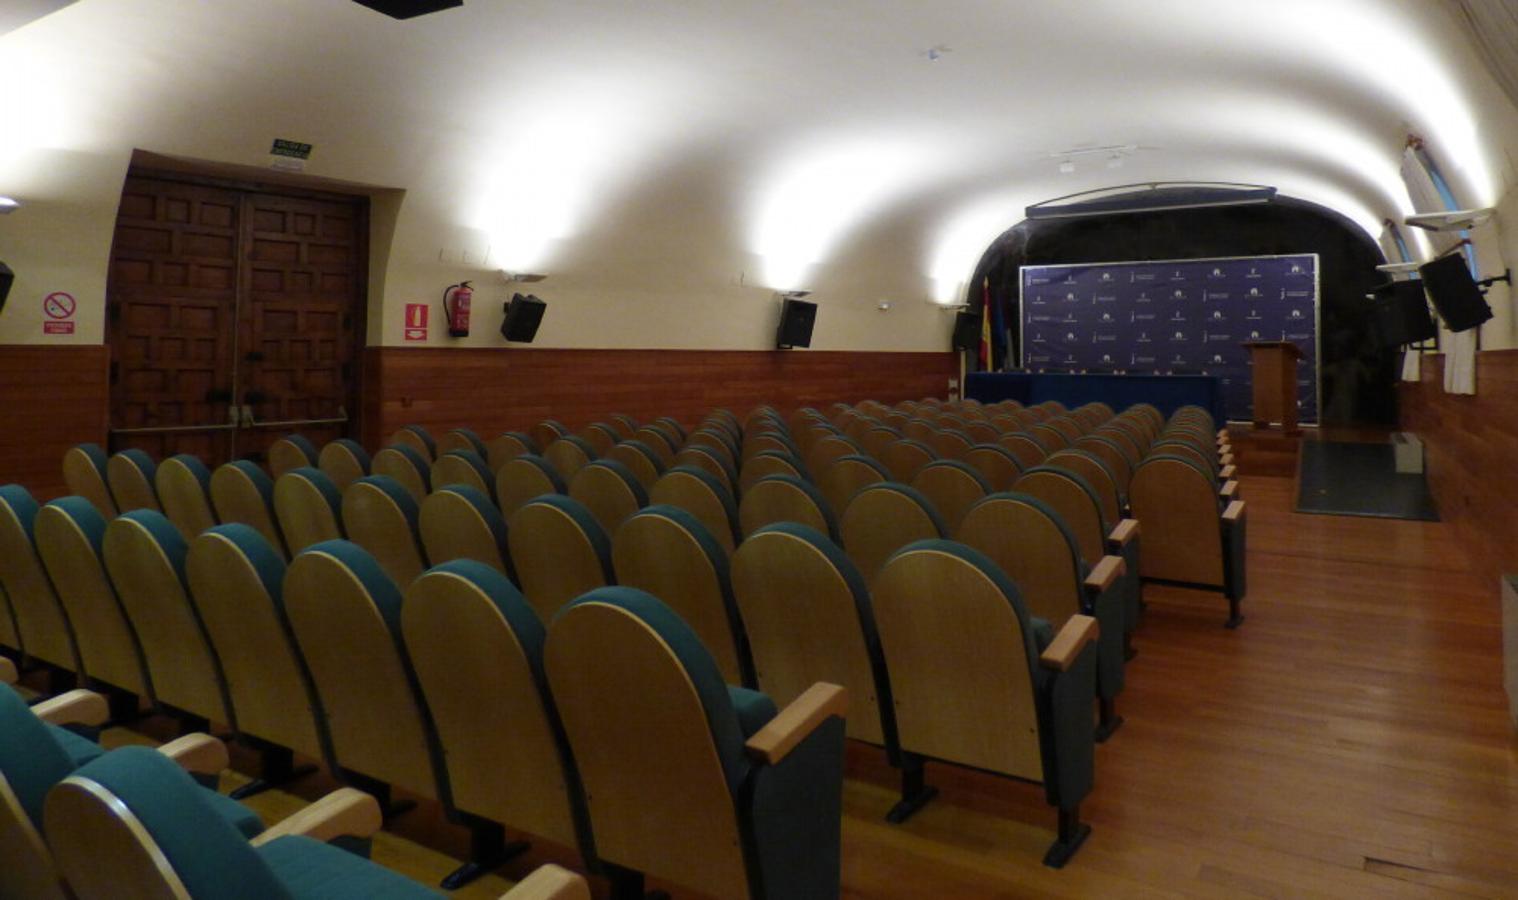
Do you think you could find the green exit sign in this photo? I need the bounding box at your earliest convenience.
[270,139,312,160]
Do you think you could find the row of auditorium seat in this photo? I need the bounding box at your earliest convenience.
[1,658,589,899]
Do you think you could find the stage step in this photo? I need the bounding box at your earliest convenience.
[1225,427,1300,477]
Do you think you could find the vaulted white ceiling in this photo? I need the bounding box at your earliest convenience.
[3,0,1515,308]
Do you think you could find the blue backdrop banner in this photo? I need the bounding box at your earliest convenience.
[1019,254,1320,423]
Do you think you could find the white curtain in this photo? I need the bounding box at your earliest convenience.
[1401,349,1422,382]
[1443,328,1478,394]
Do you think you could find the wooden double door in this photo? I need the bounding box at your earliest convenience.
[107,173,366,465]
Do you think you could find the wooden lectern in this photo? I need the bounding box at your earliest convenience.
[1243,341,1303,434]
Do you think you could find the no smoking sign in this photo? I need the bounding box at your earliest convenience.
[43,291,76,335]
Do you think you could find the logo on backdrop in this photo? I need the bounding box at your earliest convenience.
[1020,256,1318,422]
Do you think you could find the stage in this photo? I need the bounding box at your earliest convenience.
[965,371,1229,423]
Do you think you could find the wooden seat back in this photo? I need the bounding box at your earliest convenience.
[436,427,488,458]
[284,541,442,800]
[568,459,650,535]
[1074,435,1133,492]
[1013,467,1107,567]
[317,438,371,492]
[267,434,319,480]
[370,444,432,504]
[390,424,437,461]
[1028,422,1071,452]
[605,440,666,489]
[839,483,947,586]
[1046,450,1123,526]
[0,485,80,670]
[401,562,584,851]
[805,433,861,476]
[881,439,936,483]
[209,460,287,558]
[738,475,837,541]
[633,427,678,467]
[613,506,752,686]
[61,444,117,519]
[817,454,889,518]
[507,496,614,623]
[910,460,992,533]
[103,510,231,725]
[872,541,1044,781]
[419,484,513,578]
[737,450,804,494]
[154,454,217,540]
[607,413,640,438]
[186,525,327,760]
[961,443,1023,491]
[495,454,567,519]
[430,449,495,496]
[579,422,622,457]
[544,436,599,482]
[35,498,151,698]
[273,467,344,555]
[956,493,1084,627]
[998,432,1049,469]
[648,466,740,555]
[486,431,539,471]
[531,419,571,452]
[1130,455,1225,585]
[930,429,974,460]
[674,444,737,496]
[107,449,162,513]
[342,475,428,587]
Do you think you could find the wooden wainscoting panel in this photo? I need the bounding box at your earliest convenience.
[1399,349,1518,585]
[0,345,110,499]
[361,348,957,450]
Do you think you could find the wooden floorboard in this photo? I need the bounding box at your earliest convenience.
[80,472,1516,897]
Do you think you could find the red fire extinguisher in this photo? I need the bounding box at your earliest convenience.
[442,281,473,337]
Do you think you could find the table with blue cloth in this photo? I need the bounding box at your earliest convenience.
[965,372,1228,423]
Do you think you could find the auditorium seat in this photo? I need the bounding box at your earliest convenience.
[731,523,934,822]
[579,421,622,456]
[42,745,465,900]
[962,443,1024,491]
[998,431,1050,470]
[273,467,345,555]
[806,432,863,476]
[604,439,666,489]
[430,448,495,496]
[651,415,687,447]
[107,449,162,513]
[613,505,755,686]
[485,430,539,471]
[371,444,433,504]
[391,424,438,462]
[817,453,890,521]
[958,494,1128,740]
[1129,454,1248,627]
[859,424,902,461]
[633,425,679,467]
[35,498,153,706]
[61,443,117,519]
[210,461,288,559]
[881,438,936,483]
[739,474,839,541]
[608,412,640,437]
[675,443,738,495]
[740,430,799,465]
[648,465,742,554]
[1028,422,1072,452]
[901,418,937,445]
[185,525,330,796]
[567,458,649,535]
[910,460,992,533]
[317,438,372,492]
[495,453,567,519]
[737,449,805,494]
[687,426,739,468]
[155,453,218,540]
[103,510,233,730]
[402,561,595,885]
[508,495,615,623]
[436,426,489,458]
[545,587,846,900]
[342,475,429,587]
[871,540,1099,866]
[4,690,258,900]
[930,428,974,460]
[419,484,514,578]
[1015,466,1142,649]
[267,434,320,480]
[0,485,82,676]
[531,418,571,451]
[1074,434,1134,493]
[544,435,599,482]
[1095,420,1148,468]
[839,482,947,586]
[1046,449,1125,526]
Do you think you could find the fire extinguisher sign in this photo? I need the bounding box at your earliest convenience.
[403,303,429,341]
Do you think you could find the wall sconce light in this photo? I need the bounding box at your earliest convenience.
[500,270,548,284]
[776,289,812,301]
[0,196,20,214]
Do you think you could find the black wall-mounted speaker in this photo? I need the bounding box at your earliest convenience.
[501,293,546,343]
[776,297,817,349]
[951,311,981,351]
[351,0,462,19]
[0,262,11,315]
[1370,281,1437,348]
[1419,254,1492,332]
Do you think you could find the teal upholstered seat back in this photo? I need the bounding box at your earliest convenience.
[0,685,77,827]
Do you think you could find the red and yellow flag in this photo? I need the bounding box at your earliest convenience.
[978,277,993,370]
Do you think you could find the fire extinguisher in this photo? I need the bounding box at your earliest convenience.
[442,281,473,338]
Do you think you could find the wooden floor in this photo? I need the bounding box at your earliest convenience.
[86,473,1516,898]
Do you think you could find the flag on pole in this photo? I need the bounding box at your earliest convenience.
[978,277,993,370]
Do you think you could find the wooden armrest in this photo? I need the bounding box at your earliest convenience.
[501,864,591,900]
[1217,442,1232,455]
[1216,428,1228,439]
[250,788,381,848]
[1108,518,1140,545]
[1220,452,1235,466]
[1084,555,1125,593]
[1220,480,1239,500]
[1222,500,1246,523]
[157,734,229,776]
[1039,615,1099,672]
[745,682,848,766]
[0,657,16,684]
[33,690,109,727]
[1219,464,1236,480]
